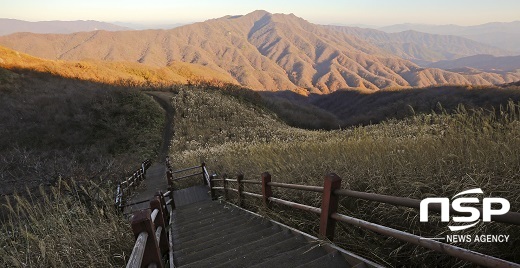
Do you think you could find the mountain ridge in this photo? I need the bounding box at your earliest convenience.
[0,10,518,93]
[327,26,512,64]
[0,18,131,36]
[427,54,520,72]
[379,21,520,53]
[0,45,237,87]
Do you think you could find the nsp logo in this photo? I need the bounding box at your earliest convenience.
[420,188,510,231]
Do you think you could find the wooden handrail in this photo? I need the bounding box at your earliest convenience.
[127,192,170,268]
[151,209,159,222]
[242,191,262,199]
[268,182,323,192]
[155,226,163,245]
[202,164,210,186]
[129,208,163,268]
[125,161,519,267]
[331,213,519,268]
[127,232,148,268]
[173,172,203,181]
[215,177,520,225]
[210,171,519,267]
[167,210,174,268]
[115,159,152,212]
[268,197,322,214]
[126,162,213,268]
[335,189,520,225]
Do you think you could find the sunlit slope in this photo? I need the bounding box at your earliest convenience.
[0,46,237,87]
[1,11,518,93]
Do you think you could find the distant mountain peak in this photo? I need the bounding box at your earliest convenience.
[379,21,520,53]
[0,11,518,93]
[248,10,271,15]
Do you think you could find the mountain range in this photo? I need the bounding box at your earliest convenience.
[427,54,520,73]
[326,26,511,65]
[0,19,131,36]
[379,21,520,53]
[0,11,518,93]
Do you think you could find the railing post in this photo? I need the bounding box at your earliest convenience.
[319,173,342,241]
[166,169,175,210]
[115,183,122,212]
[130,209,163,268]
[133,173,138,189]
[237,174,244,207]
[209,174,216,200]
[156,191,169,224]
[261,172,272,208]
[165,156,171,169]
[132,173,136,184]
[223,175,229,201]
[201,162,208,185]
[150,196,168,256]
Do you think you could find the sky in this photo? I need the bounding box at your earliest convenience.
[1,0,519,26]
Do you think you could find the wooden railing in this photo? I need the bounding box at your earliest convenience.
[124,161,519,267]
[165,159,210,209]
[115,159,152,211]
[210,172,520,268]
[127,191,171,268]
[125,161,206,268]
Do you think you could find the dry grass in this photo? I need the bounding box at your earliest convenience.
[169,87,520,267]
[0,45,236,89]
[0,181,133,267]
[0,67,166,267]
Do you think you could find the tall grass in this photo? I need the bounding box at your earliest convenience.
[0,181,133,267]
[169,87,520,267]
[0,70,166,267]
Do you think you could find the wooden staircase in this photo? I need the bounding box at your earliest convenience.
[171,199,361,268]
[124,161,520,268]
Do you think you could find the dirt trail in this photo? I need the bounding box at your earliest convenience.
[147,91,175,161]
[126,91,175,212]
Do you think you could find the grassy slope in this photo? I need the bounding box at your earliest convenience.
[0,68,165,266]
[169,86,520,267]
[0,45,237,87]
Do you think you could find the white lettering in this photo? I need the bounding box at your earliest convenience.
[446,235,471,243]
[482,198,510,222]
[420,189,512,232]
[472,235,510,243]
[420,198,450,222]
[451,197,480,222]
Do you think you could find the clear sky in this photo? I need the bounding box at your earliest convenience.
[1,0,519,26]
